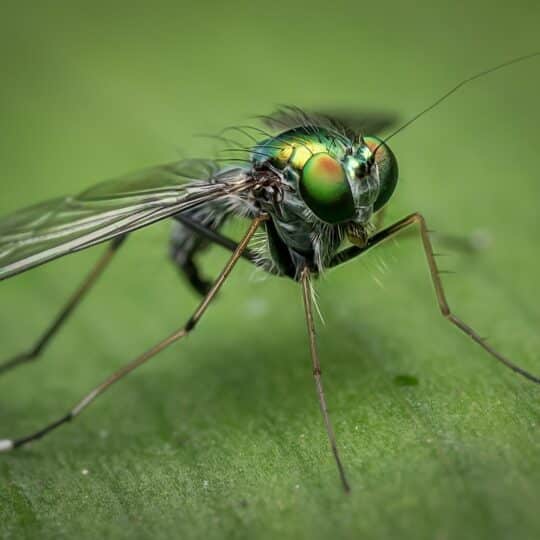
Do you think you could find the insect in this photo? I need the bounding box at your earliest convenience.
[0,53,538,493]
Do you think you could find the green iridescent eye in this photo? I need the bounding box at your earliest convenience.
[364,136,399,211]
[299,153,355,224]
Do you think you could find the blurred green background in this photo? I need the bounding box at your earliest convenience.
[1,1,539,539]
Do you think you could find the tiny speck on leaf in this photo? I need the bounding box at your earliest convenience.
[81,468,89,475]
[393,374,419,387]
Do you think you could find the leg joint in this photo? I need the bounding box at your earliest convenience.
[184,317,197,332]
[409,212,425,226]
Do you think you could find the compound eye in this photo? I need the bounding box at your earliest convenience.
[299,153,355,224]
[363,136,399,211]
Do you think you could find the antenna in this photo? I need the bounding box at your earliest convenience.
[377,51,540,152]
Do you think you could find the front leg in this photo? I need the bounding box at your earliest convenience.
[330,213,540,384]
[300,267,350,493]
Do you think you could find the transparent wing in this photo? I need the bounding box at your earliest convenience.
[0,159,255,280]
[261,106,398,135]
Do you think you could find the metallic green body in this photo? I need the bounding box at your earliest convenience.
[252,127,398,221]
[253,128,350,173]
[247,126,399,277]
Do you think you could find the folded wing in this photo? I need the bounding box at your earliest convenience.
[0,159,255,280]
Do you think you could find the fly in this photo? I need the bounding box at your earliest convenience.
[0,52,538,493]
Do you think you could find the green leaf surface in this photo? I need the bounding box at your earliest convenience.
[1,2,539,539]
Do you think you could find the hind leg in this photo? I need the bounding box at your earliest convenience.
[170,213,268,295]
[170,235,213,296]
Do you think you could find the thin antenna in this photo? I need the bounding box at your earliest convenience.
[380,51,540,149]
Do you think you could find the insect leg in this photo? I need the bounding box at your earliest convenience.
[0,215,266,452]
[172,214,279,294]
[173,215,257,262]
[300,267,350,493]
[0,235,127,377]
[170,215,225,296]
[330,213,540,384]
[372,207,486,253]
[172,214,258,295]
